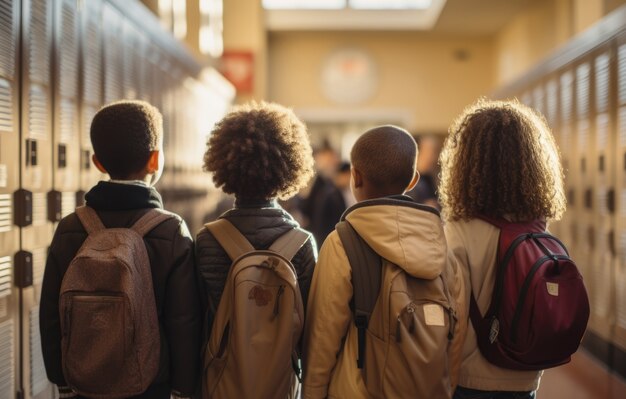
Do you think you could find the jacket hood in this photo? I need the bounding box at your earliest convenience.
[343,198,447,279]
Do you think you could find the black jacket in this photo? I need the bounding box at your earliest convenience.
[195,198,318,333]
[39,181,201,398]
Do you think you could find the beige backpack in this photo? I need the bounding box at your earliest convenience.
[202,219,309,399]
[59,206,172,398]
[337,221,459,399]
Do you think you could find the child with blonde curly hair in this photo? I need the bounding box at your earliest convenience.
[439,99,566,399]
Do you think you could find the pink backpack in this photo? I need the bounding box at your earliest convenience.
[469,216,590,370]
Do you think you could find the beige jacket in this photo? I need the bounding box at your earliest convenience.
[445,218,542,392]
[302,198,468,399]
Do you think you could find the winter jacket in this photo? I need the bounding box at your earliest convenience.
[195,198,318,334]
[39,181,201,398]
[445,218,542,392]
[302,196,468,399]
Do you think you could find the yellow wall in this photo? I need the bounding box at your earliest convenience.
[268,31,494,133]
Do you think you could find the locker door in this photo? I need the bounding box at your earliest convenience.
[545,78,565,238]
[123,21,140,100]
[102,3,123,104]
[53,0,80,220]
[20,0,55,398]
[79,0,105,196]
[0,0,21,398]
[590,49,616,344]
[615,36,626,353]
[559,71,578,260]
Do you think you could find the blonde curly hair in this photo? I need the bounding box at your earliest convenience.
[439,98,566,222]
[203,101,314,200]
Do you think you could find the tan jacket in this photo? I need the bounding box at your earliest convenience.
[302,198,468,399]
[445,218,542,392]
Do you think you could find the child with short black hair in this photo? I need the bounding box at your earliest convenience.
[303,125,467,398]
[439,99,566,399]
[40,100,201,399]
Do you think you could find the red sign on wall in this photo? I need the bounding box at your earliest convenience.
[220,51,254,94]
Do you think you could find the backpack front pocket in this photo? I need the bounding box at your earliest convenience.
[62,294,130,394]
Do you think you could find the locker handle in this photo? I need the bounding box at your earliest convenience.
[13,189,33,227]
[607,188,615,214]
[47,190,62,223]
[14,251,33,288]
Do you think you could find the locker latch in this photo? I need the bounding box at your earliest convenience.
[14,251,33,288]
[82,149,91,170]
[58,144,67,168]
[47,190,62,222]
[13,189,33,227]
[25,139,37,166]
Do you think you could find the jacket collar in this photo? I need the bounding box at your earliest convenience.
[234,198,278,209]
[85,181,163,211]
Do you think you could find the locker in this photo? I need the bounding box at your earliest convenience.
[20,0,55,397]
[615,38,626,351]
[53,0,80,219]
[123,21,141,100]
[103,3,123,104]
[79,0,104,195]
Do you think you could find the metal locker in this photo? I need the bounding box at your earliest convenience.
[615,38,626,352]
[53,0,80,220]
[19,0,55,397]
[545,78,566,239]
[0,0,22,397]
[122,21,140,100]
[79,0,105,196]
[103,3,123,104]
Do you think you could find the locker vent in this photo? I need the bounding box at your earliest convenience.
[32,247,46,286]
[595,54,610,113]
[0,256,11,299]
[104,6,123,103]
[61,191,76,218]
[82,105,97,144]
[0,0,15,78]
[32,192,46,226]
[30,306,48,396]
[560,72,573,122]
[28,85,48,140]
[59,99,75,142]
[532,86,544,115]
[59,1,78,98]
[29,0,50,84]
[0,319,15,399]
[0,79,13,133]
[84,16,102,104]
[0,194,11,233]
[123,23,139,99]
[546,80,558,126]
[619,44,626,105]
[576,63,590,119]
[596,113,609,151]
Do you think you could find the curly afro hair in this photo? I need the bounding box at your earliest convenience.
[439,98,566,222]
[203,101,314,200]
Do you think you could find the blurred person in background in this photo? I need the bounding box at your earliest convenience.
[406,134,443,209]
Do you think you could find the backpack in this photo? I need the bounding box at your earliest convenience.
[337,221,458,399]
[59,206,172,398]
[469,216,590,370]
[202,219,310,399]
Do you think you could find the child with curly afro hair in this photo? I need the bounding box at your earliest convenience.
[440,99,566,399]
[195,101,318,388]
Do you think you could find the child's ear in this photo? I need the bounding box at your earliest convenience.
[351,167,364,188]
[92,154,108,174]
[146,150,160,173]
[405,171,420,192]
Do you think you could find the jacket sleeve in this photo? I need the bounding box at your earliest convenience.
[39,234,67,387]
[443,222,471,388]
[302,231,353,399]
[293,235,318,317]
[164,220,201,396]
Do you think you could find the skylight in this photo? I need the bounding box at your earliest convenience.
[262,0,433,10]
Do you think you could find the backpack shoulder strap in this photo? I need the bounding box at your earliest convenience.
[76,206,105,234]
[268,228,310,261]
[205,218,255,261]
[131,209,175,237]
[336,220,381,369]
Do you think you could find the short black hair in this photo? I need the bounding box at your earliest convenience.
[90,100,163,179]
[351,125,417,191]
[203,101,314,200]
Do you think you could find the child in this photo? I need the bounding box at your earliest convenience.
[40,100,201,399]
[302,125,467,398]
[196,101,318,395]
[439,99,566,399]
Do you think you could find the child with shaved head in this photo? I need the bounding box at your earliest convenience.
[302,125,467,398]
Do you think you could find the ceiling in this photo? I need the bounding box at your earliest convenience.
[433,0,541,35]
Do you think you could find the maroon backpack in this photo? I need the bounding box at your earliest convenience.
[469,216,590,370]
